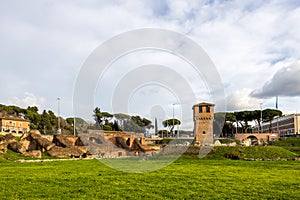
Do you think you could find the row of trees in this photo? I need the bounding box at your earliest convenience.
[218,109,282,137]
[0,104,182,136]
[93,107,182,135]
[93,107,282,137]
[1,104,281,137]
[93,107,153,133]
[0,104,73,134]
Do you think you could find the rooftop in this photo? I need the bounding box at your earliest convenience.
[0,116,30,122]
[192,102,215,107]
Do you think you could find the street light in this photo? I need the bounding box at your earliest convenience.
[172,103,175,137]
[172,103,181,138]
[260,102,263,133]
[57,98,61,134]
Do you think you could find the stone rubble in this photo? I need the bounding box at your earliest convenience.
[0,131,87,158]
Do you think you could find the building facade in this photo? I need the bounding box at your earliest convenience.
[193,102,214,145]
[0,116,30,134]
[253,113,300,137]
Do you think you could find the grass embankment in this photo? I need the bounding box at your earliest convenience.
[209,146,297,160]
[0,156,299,199]
[274,138,300,154]
[185,146,298,160]
[0,150,54,161]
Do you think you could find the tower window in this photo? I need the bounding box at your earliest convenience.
[206,106,210,113]
[199,106,203,113]
[203,131,206,134]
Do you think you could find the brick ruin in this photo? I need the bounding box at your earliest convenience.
[0,130,161,159]
[193,102,215,146]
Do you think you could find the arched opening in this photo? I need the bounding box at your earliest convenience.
[126,138,130,146]
[247,135,258,146]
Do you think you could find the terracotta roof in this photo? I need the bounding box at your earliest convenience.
[0,116,30,122]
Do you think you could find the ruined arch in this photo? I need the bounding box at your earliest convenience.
[247,135,258,145]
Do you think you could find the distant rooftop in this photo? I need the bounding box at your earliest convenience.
[0,115,30,122]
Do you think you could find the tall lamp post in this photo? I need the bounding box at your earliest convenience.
[172,103,175,137]
[172,103,181,138]
[57,98,61,134]
[260,102,263,133]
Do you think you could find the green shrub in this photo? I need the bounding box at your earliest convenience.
[103,125,112,131]
[218,138,240,144]
[274,138,300,147]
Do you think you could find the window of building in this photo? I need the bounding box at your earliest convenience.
[199,106,203,113]
[206,106,210,113]
[19,122,22,127]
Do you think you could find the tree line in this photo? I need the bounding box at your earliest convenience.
[2,104,280,137]
[0,104,182,136]
[93,107,181,136]
[0,104,76,135]
[93,107,153,134]
[217,108,282,137]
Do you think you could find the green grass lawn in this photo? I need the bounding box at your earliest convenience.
[0,155,299,199]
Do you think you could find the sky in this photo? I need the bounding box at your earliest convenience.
[1,0,300,130]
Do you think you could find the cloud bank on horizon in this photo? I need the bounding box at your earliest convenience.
[0,0,300,124]
[251,62,300,98]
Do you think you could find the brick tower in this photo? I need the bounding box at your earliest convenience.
[192,102,214,145]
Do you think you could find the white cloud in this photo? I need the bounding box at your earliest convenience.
[8,92,45,109]
[251,61,300,98]
[227,88,260,111]
[0,0,299,119]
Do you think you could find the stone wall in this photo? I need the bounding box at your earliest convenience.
[235,133,279,142]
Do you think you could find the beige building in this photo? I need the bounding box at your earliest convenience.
[192,102,214,145]
[253,113,300,137]
[0,116,30,134]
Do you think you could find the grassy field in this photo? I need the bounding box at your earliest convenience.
[0,155,299,199]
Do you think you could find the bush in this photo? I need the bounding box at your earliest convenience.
[274,138,300,155]
[274,138,300,147]
[218,138,240,144]
[103,125,112,131]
